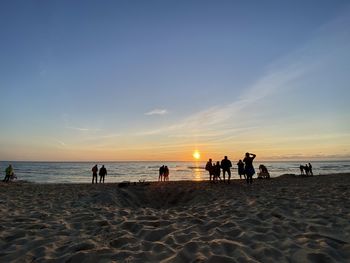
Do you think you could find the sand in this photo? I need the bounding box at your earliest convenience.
[0,174,349,262]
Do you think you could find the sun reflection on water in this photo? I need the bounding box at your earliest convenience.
[193,161,203,181]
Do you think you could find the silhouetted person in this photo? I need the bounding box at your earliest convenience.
[159,165,165,181]
[304,164,310,176]
[92,164,98,184]
[308,163,313,176]
[221,156,232,183]
[99,165,107,183]
[237,160,245,179]
[244,152,256,184]
[164,166,169,181]
[3,164,14,183]
[214,161,222,182]
[299,165,305,175]
[258,164,270,179]
[205,159,214,182]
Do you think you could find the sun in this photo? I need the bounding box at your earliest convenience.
[193,150,201,160]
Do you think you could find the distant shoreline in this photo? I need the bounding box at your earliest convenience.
[2,172,349,185]
[1,159,350,163]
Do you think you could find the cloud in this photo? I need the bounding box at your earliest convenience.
[136,63,307,138]
[66,126,101,132]
[54,139,66,148]
[144,109,169,116]
[136,12,350,140]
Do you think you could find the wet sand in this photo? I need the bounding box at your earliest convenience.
[0,174,349,262]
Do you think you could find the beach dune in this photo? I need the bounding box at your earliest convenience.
[1,174,349,262]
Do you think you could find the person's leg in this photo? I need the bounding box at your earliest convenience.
[228,170,231,183]
[223,170,226,182]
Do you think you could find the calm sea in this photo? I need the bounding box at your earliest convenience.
[1,160,350,184]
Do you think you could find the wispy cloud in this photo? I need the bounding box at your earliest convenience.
[66,126,102,132]
[144,108,169,116]
[136,13,349,141]
[136,64,307,138]
[55,139,66,148]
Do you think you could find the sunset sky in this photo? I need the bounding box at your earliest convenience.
[1,1,350,161]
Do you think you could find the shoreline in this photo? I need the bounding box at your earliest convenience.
[1,173,349,262]
[2,172,349,185]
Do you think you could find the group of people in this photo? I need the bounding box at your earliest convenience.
[3,160,315,184]
[205,156,233,183]
[205,153,257,184]
[300,163,313,176]
[158,165,170,181]
[91,164,108,184]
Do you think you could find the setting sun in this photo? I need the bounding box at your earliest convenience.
[193,151,201,160]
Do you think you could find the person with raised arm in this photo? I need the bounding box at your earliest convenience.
[243,152,256,184]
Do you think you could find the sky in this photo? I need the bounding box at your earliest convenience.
[0,0,350,161]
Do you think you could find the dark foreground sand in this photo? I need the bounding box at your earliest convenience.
[0,174,349,262]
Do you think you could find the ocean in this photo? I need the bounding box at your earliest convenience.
[1,160,350,184]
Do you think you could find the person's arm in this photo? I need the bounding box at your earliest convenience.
[250,153,256,160]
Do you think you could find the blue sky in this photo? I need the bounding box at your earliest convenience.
[0,1,349,161]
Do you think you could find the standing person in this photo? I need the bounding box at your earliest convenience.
[92,164,98,184]
[308,163,313,176]
[163,166,169,181]
[243,152,256,184]
[221,156,232,183]
[205,159,214,182]
[237,160,245,179]
[299,165,305,176]
[214,161,222,182]
[304,164,310,176]
[3,164,14,183]
[99,165,107,183]
[159,165,165,181]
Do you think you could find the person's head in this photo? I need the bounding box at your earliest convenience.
[239,159,242,162]
[245,152,249,157]
[102,165,104,168]
[224,156,228,159]
[209,158,212,162]
[216,161,220,165]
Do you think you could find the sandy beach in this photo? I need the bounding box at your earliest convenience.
[0,174,349,262]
